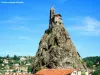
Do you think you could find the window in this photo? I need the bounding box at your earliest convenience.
[73,72,77,75]
[59,22,61,25]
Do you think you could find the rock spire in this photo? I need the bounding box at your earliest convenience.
[32,7,87,74]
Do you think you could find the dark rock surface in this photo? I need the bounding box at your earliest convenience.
[32,7,87,74]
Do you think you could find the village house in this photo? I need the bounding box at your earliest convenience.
[20,57,26,61]
[3,59,8,64]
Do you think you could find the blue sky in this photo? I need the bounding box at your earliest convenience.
[0,0,100,58]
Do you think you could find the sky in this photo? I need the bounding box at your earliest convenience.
[0,0,100,58]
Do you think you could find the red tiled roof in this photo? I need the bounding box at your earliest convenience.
[35,69,75,75]
[54,14,62,17]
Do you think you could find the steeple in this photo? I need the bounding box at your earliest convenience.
[49,7,63,28]
[50,6,55,19]
[49,6,55,28]
[50,6,54,11]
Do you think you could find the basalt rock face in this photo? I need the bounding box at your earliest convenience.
[32,7,87,74]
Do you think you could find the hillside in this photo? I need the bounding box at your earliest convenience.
[83,56,100,75]
[0,55,34,74]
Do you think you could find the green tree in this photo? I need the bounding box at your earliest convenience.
[81,72,86,75]
[0,59,3,64]
[87,61,94,68]
[83,56,100,68]
[28,66,32,73]
[92,70,100,75]
[6,54,10,59]
[83,56,100,75]
[13,70,17,72]
[13,55,20,60]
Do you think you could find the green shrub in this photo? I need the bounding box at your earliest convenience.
[82,72,86,75]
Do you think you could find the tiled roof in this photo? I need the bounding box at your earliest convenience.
[54,14,62,17]
[35,69,75,75]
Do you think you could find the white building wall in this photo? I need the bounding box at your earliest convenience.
[78,71,81,75]
[71,71,77,75]
[86,71,88,75]
[54,16,62,26]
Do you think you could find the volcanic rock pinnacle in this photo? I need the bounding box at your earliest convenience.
[32,7,87,74]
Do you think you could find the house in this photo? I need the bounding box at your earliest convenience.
[19,66,28,72]
[3,59,8,64]
[34,69,79,75]
[20,57,26,61]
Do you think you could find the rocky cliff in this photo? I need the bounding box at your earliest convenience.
[32,7,87,74]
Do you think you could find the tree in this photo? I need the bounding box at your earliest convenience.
[13,55,20,60]
[0,59,3,64]
[92,70,100,75]
[13,70,17,72]
[83,56,100,75]
[28,66,32,73]
[81,72,86,75]
[83,56,100,68]
[87,61,94,68]
[6,54,10,59]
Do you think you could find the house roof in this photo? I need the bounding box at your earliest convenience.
[35,69,75,75]
[54,14,62,17]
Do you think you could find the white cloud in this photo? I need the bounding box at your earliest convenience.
[0,16,46,24]
[82,17,100,31]
[0,16,33,32]
[0,16,29,24]
[10,26,33,32]
[68,16,100,36]
[18,36,32,40]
